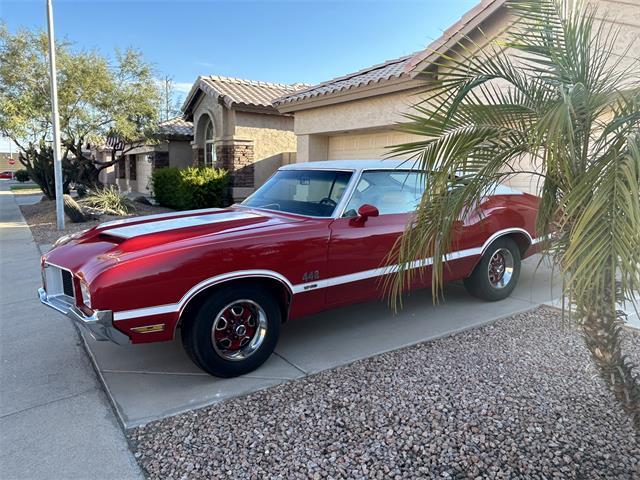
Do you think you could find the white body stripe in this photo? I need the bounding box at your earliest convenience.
[112,228,537,322]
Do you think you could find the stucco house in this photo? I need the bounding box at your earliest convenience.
[181,76,308,199]
[274,0,639,194]
[113,117,193,194]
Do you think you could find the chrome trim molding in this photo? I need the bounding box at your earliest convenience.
[479,228,533,255]
[38,287,129,345]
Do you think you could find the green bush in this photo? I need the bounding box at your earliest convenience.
[152,167,229,210]
[14,169,29,182]
[82,186,135,215]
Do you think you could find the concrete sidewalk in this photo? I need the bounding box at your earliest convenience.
[0,181,142,479]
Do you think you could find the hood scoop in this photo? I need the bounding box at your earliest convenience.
[101,211,261,240]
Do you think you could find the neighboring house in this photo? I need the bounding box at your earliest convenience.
[274,0,639,194]
[181,76,308,199]
[114,117,193,195]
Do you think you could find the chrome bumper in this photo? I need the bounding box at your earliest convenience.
[38,287,129,345]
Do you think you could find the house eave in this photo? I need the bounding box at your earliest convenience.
[275,76,430,113]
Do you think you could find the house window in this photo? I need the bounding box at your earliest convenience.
[128,155,137,180]
[204,118,216,167]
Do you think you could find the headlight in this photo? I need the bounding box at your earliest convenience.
[80,281,92,309]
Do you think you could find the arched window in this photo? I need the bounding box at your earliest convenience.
[204,118,216,167]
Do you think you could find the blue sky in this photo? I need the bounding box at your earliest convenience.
[0,0,477,151]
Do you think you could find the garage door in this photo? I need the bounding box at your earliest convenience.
[327,131,421,160]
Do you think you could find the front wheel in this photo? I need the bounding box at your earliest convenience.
[181,286,281,377]
[463,237,521,301]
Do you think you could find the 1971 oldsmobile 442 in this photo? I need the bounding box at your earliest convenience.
[39,160,541,377]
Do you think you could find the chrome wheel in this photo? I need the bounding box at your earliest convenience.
[211,300,268,361]
[487,248,514,289]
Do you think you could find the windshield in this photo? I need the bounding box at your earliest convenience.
[242,169,352,217]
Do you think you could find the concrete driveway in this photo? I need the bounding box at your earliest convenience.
[83,255,562,428]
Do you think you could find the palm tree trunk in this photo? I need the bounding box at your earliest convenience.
[578,283,640,431]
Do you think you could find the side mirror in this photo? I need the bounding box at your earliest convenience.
[350,204,379,226]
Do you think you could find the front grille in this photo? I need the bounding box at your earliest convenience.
[43,264,75,305]
[61,270,74,297]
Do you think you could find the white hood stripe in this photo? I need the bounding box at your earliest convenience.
[102,212,259,239]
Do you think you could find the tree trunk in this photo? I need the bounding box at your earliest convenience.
[578,283,640,431]
[63,194,88,223]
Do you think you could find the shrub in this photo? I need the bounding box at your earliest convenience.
[152,167,229,210]
[14,169,29,182]
[82,186,135,216]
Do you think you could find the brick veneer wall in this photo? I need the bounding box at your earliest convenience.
[192,147,204,167]
[216,143,254,188]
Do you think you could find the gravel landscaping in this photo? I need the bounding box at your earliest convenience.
[130,307,640,479]
[19,197,172,245]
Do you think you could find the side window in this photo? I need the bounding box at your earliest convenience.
[343,170,425,217]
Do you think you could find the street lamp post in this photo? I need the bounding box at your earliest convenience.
[46,0,65,230]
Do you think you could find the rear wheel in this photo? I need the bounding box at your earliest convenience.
[463,237,521,301]
[181,286,281,377]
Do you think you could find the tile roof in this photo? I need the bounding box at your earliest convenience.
[157,116,193,137]
[273,55,415,106]
[274,0,505,107]
[187,76,309,111]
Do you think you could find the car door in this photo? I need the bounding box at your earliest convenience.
[325,170,427,307]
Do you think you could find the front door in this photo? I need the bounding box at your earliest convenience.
[325,170,426,307]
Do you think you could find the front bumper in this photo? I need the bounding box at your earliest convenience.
[38,287,129,345]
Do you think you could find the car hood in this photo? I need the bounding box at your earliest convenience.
[44,206,306,274]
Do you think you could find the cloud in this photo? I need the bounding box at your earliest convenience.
[172,82,194,93]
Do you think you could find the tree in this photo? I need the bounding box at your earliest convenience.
[159,76,184,122]
[0,24,162,196]
[388,0,640,429]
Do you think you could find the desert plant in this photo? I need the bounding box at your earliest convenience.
[63,194,89,223]
[388,0,640,429]
[75,185,88,198]
[13,169,29,182]
[19,143,75,199]
[152,167,228,210]
[82,186,135,216]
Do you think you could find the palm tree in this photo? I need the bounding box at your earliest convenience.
[388,0,640,429]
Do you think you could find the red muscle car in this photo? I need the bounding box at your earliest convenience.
[0,171,14,179]
[39,160,541,377]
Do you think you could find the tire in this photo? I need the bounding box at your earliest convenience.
[463,237,521,301]
[181,285,281,377]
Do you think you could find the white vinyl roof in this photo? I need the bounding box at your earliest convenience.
[279,159,421,172]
